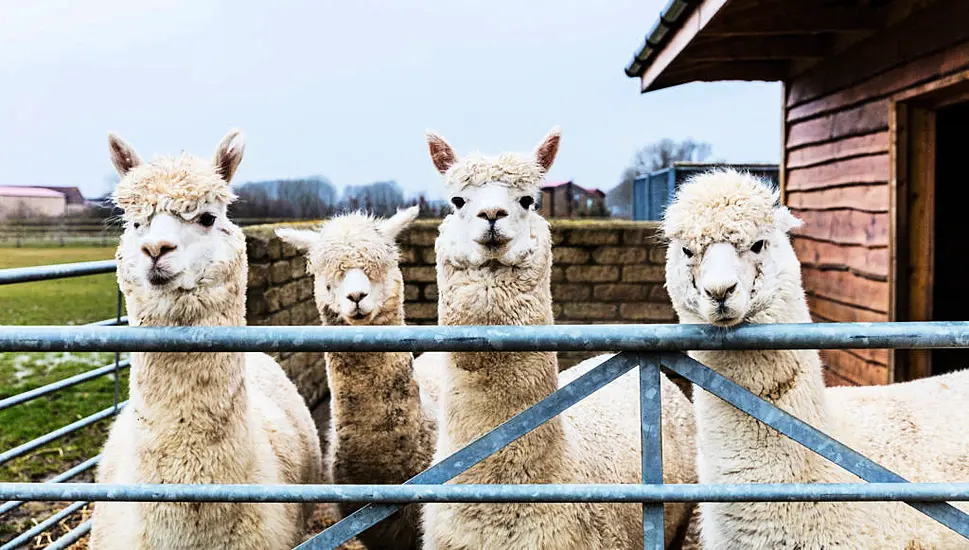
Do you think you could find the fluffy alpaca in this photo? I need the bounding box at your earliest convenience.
[276,206,437,550]
[662,170,969,549]
[89,130,322,550]
[421,129,697,550]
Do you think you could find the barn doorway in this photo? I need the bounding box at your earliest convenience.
[893,75,969,381]
[928,101,969,376]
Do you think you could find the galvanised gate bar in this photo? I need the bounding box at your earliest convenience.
[3,261,969,549]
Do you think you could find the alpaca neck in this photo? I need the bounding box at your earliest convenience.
[126,274,256,485]
[691,265,835,484]
[438,255,567,471]
[324,295,430,481]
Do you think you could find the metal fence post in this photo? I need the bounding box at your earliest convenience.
[113,288,122,413]
[639,353,664,549]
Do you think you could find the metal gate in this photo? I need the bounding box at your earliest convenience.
[2,260,969,549]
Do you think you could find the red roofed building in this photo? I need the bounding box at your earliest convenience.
[0,186,67,219]
[35,186,87,214]
[539,180,608,218]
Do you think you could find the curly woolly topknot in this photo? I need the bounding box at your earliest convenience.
[443,153,547,194]
[662,169,797,248]
[113,154,236,221]
[425,127,561,196]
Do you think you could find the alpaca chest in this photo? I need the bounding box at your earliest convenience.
[139,501,275,549]
[133,417,258,485]
[440,272,549,326]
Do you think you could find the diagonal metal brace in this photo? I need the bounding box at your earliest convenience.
[661,351,969,539]
[297,352,641,549]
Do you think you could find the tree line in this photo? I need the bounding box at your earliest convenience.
[229,177,447,220]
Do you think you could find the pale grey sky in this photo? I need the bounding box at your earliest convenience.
[0,0,781,200]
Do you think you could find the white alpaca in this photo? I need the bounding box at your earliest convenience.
[276,207,437,550]
[662,169,969,549]
[89,130,323,550]
[420,129,698,550]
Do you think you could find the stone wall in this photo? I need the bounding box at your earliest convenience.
[243,219,672,407]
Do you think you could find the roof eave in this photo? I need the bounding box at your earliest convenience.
[625,0,731,90]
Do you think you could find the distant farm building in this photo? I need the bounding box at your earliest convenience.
[631,162,778,221]
[624,0,969,386]
[0,187,67,219]
[539,180,607,218]
[35,186,87,215]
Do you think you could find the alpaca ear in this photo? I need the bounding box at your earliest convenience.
[275,227,320,252]
[534,126,561,173]
[774,206,803,233]
[108,133,142,176]
[377,205,420,240]
[214,128,246,183]
[426,131,458,175]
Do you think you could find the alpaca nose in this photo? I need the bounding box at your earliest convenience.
[477,208,508,225]
[347,291,368,304]
[141,240,177,261]
[705,282,737,303]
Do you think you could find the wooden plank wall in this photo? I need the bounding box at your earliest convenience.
[782,0,969,386]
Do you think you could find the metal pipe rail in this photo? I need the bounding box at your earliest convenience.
[3,320,969,353]
[5,482,969,504]
[0,260,117,285]
[0,456,100,516]
[0,501,88,550]
[0,402,127,467]
[0,360,130,412]
[46,520,91,550]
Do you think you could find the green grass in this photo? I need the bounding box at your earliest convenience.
[0,246,129,484]
[0,247,119,325]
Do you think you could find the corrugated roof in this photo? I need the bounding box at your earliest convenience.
[36,186,85,204]
[0,186,66,199]
[623,0,891,92]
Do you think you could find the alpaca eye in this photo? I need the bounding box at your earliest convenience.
[750,240,765,253]
[132,222,141,229]
[519,196,534,209]
[450,197,465,209]
[198,213,217,227]
[682,247,694,258]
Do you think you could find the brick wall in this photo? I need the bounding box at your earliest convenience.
[243,219,673,406]
[244,222,326,407]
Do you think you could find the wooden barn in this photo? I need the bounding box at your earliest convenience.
[623,0,969,386]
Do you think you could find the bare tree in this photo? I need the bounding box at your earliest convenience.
[342,180,405,216]
[233,184,275,218]
[278,177,337,219]
[607,138,713,218]
[228,177,447,221]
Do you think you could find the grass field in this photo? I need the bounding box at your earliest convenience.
[0,246,129,489]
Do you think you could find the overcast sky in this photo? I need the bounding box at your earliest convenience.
[0,0,781,199]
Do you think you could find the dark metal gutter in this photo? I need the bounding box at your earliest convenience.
[624,0,700,79]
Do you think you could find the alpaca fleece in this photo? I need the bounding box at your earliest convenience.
[90,133,322,550]
[422,131,698,550]
[278,209,438,550]
[663,170,969,549]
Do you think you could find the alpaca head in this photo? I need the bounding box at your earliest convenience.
[662,170,803,327]
[276,206,419,326]
[109,129,247,321]
[426,128,560,267]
